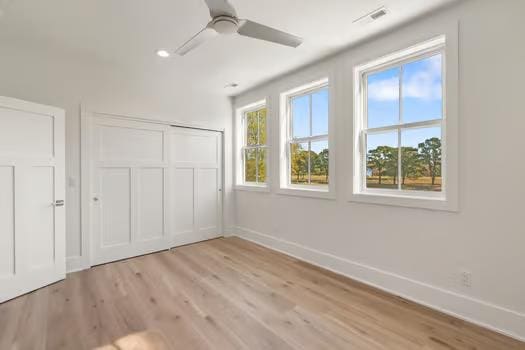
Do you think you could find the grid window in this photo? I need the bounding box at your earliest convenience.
[362,50,444,193]
[287,84,329,187]
[241,106,267,184]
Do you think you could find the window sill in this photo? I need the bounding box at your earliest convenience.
[234,184,270,193]
[277,186,335,200]
[349,191,458,212]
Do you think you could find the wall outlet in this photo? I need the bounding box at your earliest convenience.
[460,270,472,288]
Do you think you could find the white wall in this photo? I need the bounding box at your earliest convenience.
[233,0,525,340]
[0,37,234,271]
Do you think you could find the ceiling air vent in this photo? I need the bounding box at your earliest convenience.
[353,6,388,25]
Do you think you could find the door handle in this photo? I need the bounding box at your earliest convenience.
[54,200,65,207]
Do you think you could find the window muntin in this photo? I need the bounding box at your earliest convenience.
[361,49,444,195]
[287,84,329,188]
[242,106,267,184]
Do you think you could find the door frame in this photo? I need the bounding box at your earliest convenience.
[79,107,225,271]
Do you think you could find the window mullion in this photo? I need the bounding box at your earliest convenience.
[397,128,402,190]
[398,64,403,190]
[257,110,260,146]
[255,147,259,183]
[308,141,311,184]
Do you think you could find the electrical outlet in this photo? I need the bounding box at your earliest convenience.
[460,270,472,288]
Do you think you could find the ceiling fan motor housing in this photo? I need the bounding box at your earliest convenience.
[211,15,239,34]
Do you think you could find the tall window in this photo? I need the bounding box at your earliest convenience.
[283,79,330,190]
[354,36,447,201]
[241,104,267,185]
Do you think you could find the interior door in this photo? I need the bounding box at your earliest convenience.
[0,96,65,303]
[90,116,170,265]
[170,127,223,246]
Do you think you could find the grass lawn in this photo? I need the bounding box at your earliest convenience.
[366,176,441,192]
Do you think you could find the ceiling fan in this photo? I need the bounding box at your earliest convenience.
[175,0,303,55]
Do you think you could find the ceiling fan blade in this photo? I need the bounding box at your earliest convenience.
[237,20,303,48]
[175,26,217,56]
[204,0,236,17]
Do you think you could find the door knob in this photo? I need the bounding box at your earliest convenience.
[54,200,65,207]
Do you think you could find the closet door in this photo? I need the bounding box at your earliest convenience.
[90,117,169,265]
[170,127,222,246]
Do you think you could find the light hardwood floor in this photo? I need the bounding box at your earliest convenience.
[0,237,523,350]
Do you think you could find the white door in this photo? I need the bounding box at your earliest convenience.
[170,127,223,246]
[90,116,170,265]
[0,97,65,303]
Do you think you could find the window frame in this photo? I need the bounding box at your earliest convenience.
[351,35,459,211]
[279,77,335,199]
[235,100,269,191]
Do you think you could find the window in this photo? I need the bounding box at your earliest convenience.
[238,102,268,187]
[280,78,332,195]
[353,36,458,210]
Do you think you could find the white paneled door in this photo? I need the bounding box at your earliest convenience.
[90,117,170,265]
[170,127,223,246]
[89,116,223,265]
[0,97,65,303]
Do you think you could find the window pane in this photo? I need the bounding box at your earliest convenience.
[366,131,399,189]
[244,148,256,182]
[367,67,400,128]
[246,111,258,146]
[401,127,442,191]
[257,148,267,183]
[290,142,309,184]
[292,95,310,138]
[312,88,328,136]
[402,54,443,123]
[310,140,329,185]
[258,109,267,145]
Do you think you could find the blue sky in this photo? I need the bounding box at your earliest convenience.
[290,55,442,154]
[366,54,443,150]
[292,87,328,139]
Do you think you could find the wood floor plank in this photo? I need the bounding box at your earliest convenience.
[0,237,523,350]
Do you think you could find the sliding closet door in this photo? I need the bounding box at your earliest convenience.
[170,127,223,246]
[90,117,169,265]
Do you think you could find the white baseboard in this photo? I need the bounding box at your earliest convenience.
[234,226,525,342]
[66,256,90,274]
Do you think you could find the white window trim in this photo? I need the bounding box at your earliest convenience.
[351,34,459,211]
[278,77,335,199]
[235,99,270,192]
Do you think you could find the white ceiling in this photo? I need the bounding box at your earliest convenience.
[0,0,458,96]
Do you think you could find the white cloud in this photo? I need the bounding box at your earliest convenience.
[368,77,399,101]
[368,55,442,102]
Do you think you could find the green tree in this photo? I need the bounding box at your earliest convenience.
[314,148,329,182]
[401,147,423,185]
[367,146,395,185]
[291,143,309,182]
[418,137,441,185]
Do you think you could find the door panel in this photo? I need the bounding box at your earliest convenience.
[0,166,15,278]
[197,168,218,231]
[170,127,222,246]
[100,168,131,247]
[99,125,164,162]
[170,132,218,163]
[91,117,169,265]
[27,166,55,268]
[0,108,54,158]
[137,168,165,241]
[171,168,194,234]
[0,97,65,303]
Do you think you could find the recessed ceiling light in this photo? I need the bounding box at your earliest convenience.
[156,49,171,58]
